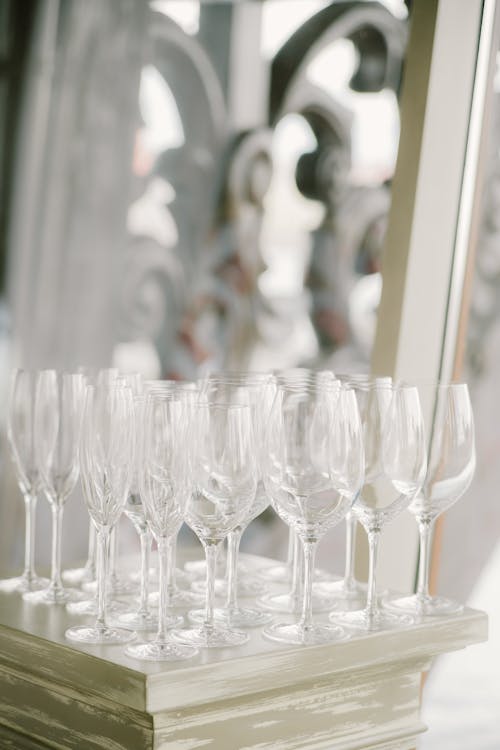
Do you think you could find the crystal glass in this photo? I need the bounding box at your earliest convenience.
[125,393,197,661]
[113,397,159,631]
[106,372,143,596]
[172,402,257,648]
[62,366,98,586]
[188,373,272,628]
[1,369,49,593]
[387,382,475,618]
[331,383,427,632]
[143,380,203,604]
[316,375,392,608]
[23,371,85,605]
[262,380,364,645]
[65,382,136,644]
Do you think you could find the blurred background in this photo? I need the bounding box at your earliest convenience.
[0,1,499,746]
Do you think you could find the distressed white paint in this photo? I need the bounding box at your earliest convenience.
[0,553,488,749]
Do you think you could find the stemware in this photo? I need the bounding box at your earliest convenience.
[65,382,136,644]
[24,371,85,605]
[114,395,158,632]
[387,382,475,617]
[143,379,202,604]
[1,370,48,593]
[65,368,120,589]
[315,375,392,608]
[62,366,98,586]
[262,381,364,645]
[126,393,197,661]
[189,372,273,627]
[331,383,427,632]
[172,402,257,648]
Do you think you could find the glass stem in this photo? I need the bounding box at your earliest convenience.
[344,513,357,591]
[166,533,176,597]
[138,528,151,616]
[96,527,111,632]
[366,527,381,622]
[22,493,38,581]
[84,521,96,578]
[416,517,434,600]
[109,527,118,584]
[203,540,221,631]
[290,531,303,611]
[300,538,318,633]
[286,527,295,568]
[157,537,169,643]
[49,502,64,593]
[226,527,242,613]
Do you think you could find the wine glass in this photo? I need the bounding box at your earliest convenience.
[262,382,364,645]
[387,382,475,617]
[188,372,273,628]
[316,375,392,609]
[65,382,136,644]
[171,402,257,648]
[24,371,85,605]
[1,369,49,593]
[331,382,427,632]
[125,393,197,661]
[258,369,338,585]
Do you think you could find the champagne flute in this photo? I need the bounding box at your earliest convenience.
[114,395,162,632]
[1,369,48,593]
[126,393,197,661]
[65,382,135,644]
[143,380,202,605]
[24,371,85,605]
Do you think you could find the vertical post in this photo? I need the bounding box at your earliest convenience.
[362,0,498,593]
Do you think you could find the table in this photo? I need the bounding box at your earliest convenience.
[0,555,488,750]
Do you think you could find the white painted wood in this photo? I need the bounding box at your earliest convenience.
[0,553,488,749]
[368,0,497,594]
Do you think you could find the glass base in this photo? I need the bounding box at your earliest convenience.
[115,610,181,631]
[0,574,49,594]
[23,586,85,605]
[315,578,367,599]
[170,624,249,648]
[148,588,204,608]
[125,639,198,662]
[258,564,335,585]
[385,593,464,618]
[184,558,226,579]
[83,575,138,597]
[65,624,135,644]
[129,567,157,584]
[112,612,158,633]
[257,563,291,584]
[331,607,414,633]
[62,566,94,586]
[188,606,272,629]
[257,590,338,614]
[263,621,349,646]
[314,579,367,611]
[191,577,268,598]
[66,597,129,616]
